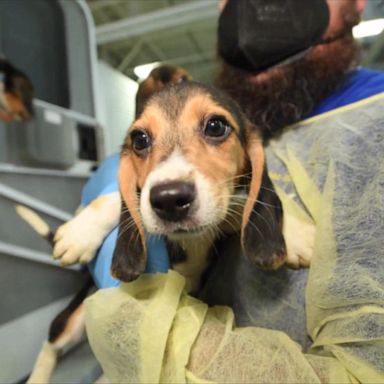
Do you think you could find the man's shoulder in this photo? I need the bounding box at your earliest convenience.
[347,68,384,94]
[81,153,120,206]
[310,68,384,117]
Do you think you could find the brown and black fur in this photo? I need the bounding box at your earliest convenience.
[112,81,286,290]
[0,57,34,122]
[135,64,191,117]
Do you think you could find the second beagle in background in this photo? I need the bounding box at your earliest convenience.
[0,57,34,122]
[135,64,190,117]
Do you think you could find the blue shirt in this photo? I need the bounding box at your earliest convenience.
[308,68,384,117]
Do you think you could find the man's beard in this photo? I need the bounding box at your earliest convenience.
[216,15,360,141]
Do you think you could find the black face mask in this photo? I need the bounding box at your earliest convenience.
[218,0,330,73]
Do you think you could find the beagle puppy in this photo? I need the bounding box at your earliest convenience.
[53,79,315,287]
[112,81,287,291]
[0,57,34,122]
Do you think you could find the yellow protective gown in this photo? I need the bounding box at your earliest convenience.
[85,93,384,383]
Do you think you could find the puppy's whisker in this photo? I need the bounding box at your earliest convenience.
[255,199,282,209]
[119,219,138,235]
[118,225,139,241]
[264,208,278,228]
[118,213,139,232]
[120,195,141,204]
[118,217,134,229]
[227,201,246,209]
[214,172,251,187]
[244,220,265,242]
[226,193,248,199]
[216,179,250,190]
[220,217,239,233]
[250,208,274,234]
[205,226,219,249]
[212,224,223,238]
[259,186,279,194]
[225,209,243,219]
[219,173,252,184]
[133,231,142,250]
[121,204,140,213]
[119,214,135,223]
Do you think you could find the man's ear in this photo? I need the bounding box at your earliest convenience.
[111,157,147,282]
[356,0,366,14]
[240,131,286,269]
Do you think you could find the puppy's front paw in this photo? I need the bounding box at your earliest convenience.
[283,214,316,268]
[53,193,121,266]
[53,215,107,266]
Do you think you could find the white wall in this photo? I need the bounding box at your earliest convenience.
[97,61,138,157]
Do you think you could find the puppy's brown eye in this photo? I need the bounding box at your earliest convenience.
[130,130,151,155]
[203,118,231,141]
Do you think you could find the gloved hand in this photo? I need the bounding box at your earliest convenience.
[88,227,170,288]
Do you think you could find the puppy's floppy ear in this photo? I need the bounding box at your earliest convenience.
[111,157,147,282]
[241,130,286,269]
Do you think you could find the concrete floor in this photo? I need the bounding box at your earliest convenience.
[51,341,101,384]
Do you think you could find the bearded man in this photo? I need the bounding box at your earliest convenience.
[217,0,383,140]
[55,1,383,381]
[194,1,384,381]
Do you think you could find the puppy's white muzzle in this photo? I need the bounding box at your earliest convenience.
[140,151,229,237]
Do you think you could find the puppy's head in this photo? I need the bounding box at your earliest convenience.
[135,64,191,117]
[113,82,286,282]
[0,58,34,122]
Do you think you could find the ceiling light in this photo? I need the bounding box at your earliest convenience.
[133,62,161,81]
[353,18,384,39]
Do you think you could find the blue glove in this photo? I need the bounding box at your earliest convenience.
[81,154,170,289]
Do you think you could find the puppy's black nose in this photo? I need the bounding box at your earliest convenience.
[150,181,196,222]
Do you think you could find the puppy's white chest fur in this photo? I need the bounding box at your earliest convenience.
[171,238,213,292]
